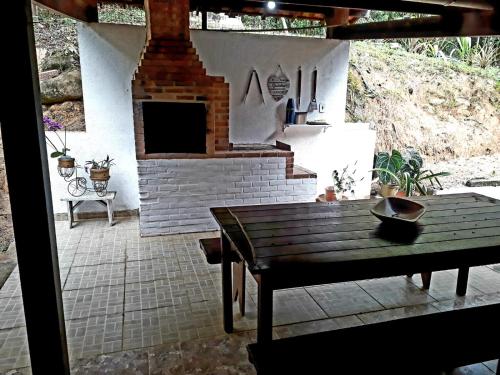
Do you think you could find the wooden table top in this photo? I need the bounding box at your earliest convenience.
[211,193,500,289]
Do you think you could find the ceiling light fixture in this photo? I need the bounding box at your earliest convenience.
[267,1,276,10]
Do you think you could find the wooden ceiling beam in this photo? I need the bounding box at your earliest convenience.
[327,10,499,39]
[191,0,481,16]
[191,0,329,18]
[34,0,98,22]
[267,0,494,12]
[400,0,494,11]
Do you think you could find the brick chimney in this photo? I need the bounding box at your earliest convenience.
[132,0,230,158]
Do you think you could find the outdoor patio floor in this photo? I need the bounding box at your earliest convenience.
[1,217,500,374]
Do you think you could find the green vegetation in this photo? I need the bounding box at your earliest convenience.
[351,41,499,81]
[241,15,325,37]
[97,4,145,25]
[374,148,449,196]
[34,8,79,66]
[362,11,500,69]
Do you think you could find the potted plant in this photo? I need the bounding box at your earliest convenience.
[331,161,363,200]
[325,186,336,201]
[374,150,404,197]
[375,148,449,197]
[43,116,75,178]
[85,155,114,182]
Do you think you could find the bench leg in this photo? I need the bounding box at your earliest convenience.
[421,272,432,290]
[456,267,469,296]
[257,273,273,344]
[221,234,233,333]
[496,359,500,375]
[106,199,114,226]
[66,201,74,229]
[232,260,246,316]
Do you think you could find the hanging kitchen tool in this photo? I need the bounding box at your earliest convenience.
[308,67,318,112]
[296,66,302,111]
[286,98,296,125]
[267,65,290,102]
[242,69,265,104]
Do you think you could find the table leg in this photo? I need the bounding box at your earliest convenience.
[232,260,246,317]
[239,261,246,317]
[221,234,233,333]
[421,272,432,290]
[457,267,470,296]
[106,199,114,226]
[66,201,74,229]
[257,273,273,344]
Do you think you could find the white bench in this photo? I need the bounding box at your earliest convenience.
[61,191,116,228]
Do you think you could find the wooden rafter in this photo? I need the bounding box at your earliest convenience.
[328,10,499,39]
[190,0,493,16]
[34,0,98,22]
[191,1,327,19]
[270,0,495,11]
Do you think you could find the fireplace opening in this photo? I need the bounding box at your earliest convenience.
[142,101,207,154]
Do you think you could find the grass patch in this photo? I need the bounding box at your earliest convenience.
[352,41,500,81]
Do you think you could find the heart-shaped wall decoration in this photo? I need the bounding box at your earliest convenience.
[267,66,290,102]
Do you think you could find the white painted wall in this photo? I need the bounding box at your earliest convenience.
[138,158,317,236]
[46,23,145,214]
[191,31,350,144]
[190,31,375,199]
[48,24,374,216]
[278,124,376,198]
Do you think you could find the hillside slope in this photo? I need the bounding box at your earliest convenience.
[346,41,500,161]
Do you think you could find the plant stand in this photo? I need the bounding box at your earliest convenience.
[61,191,116,228]
[63,165,109,197]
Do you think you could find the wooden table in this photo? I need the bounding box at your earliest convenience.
[210,193,500,344]
[61,191,116,228]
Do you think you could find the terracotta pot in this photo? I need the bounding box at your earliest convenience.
[380,184,398,197]
[325,186,337,201]
[396,191,407,197]
[90,168,110,181]
[58,157,75,169]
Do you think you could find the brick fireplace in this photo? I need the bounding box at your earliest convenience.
[132,0,229,158]
[132,0,317,236]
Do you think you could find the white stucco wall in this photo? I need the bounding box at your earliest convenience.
[190,31,374,198]
[278,124,376,198]
[191,30,350,144]
[47,24,374,215]
[46,23,146,214]
[138,158,317,236]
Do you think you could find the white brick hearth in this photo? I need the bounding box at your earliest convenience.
[138,157,317,235]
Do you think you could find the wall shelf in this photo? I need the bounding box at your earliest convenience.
[283,124,332,133]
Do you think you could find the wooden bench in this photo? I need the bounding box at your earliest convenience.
[247,303,500,375]
[61,191,116,229]
[199,238,246,316]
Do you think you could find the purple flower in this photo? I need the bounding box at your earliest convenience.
[43,116,64,131]
[43,116,69,158]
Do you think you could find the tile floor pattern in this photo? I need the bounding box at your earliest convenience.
[1,218,500,373]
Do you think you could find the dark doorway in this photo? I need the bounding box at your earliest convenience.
[142,101,207,154]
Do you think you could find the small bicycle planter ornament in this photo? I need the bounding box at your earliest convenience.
[63,156,114,197]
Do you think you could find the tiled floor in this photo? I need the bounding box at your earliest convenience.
[1,217,500,374]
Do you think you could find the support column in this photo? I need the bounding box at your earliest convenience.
[202,11,208,30]
[326,8,350,39]
[0,1,70,374]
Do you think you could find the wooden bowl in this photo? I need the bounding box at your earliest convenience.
[370,197,426,224]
